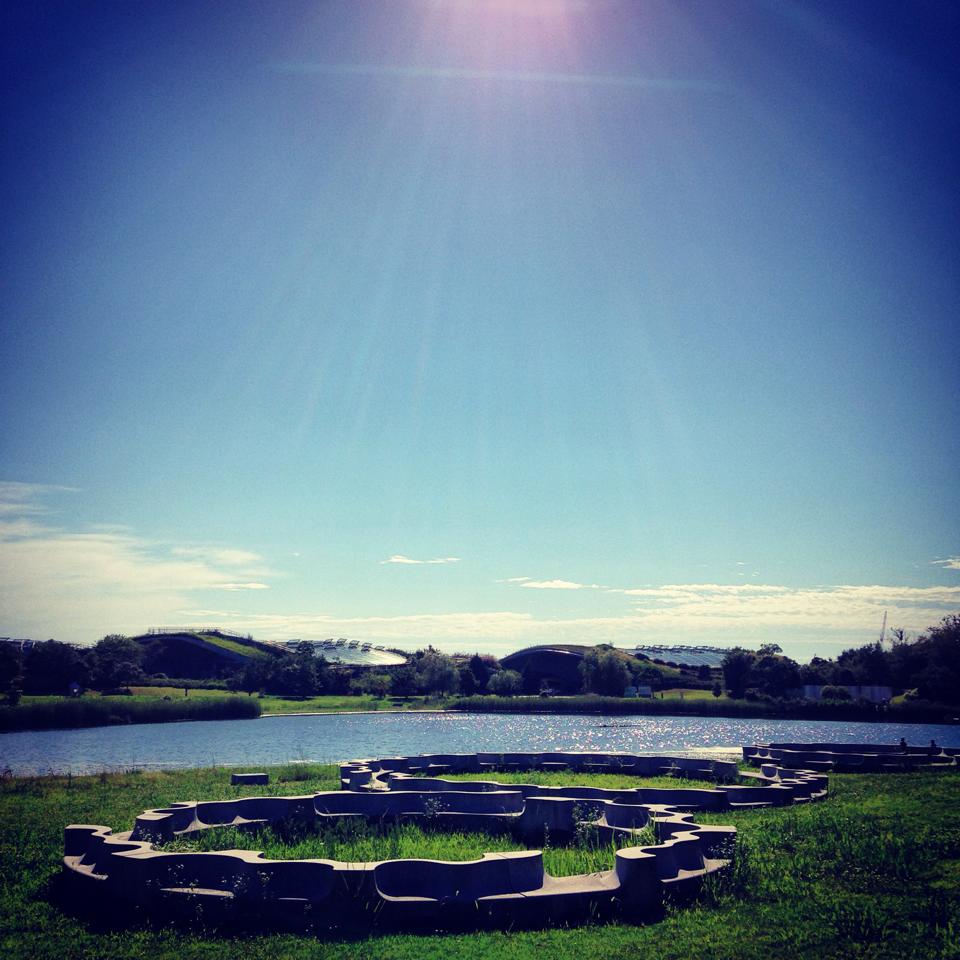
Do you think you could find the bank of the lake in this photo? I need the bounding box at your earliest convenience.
[3,688,957,735]
[0,692,442,734]
[2,761,958,960]
[450,693,959,724]
[0,695,261,733]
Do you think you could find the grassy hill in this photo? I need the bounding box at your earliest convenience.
[134,630,282,680]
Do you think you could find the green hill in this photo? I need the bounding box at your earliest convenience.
[134,630,282,680]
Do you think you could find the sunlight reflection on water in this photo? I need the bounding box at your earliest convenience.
[2,712,959,775]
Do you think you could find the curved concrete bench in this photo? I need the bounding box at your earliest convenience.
[64,750,780,933]
[351,752,825,810]
[743,742,958,773]
[64,817,730,931]
[343,752,739,785]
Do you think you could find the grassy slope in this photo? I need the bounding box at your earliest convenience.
[195,633,271,659]
[2,765,958,959]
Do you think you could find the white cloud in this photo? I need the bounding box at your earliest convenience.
[0,482,273,642]
[932,557,960,570]
[521,579,589,590]
[381,554,460,565]
[171,547,265,567]
[175,576,960,659]
[482,575,960,656]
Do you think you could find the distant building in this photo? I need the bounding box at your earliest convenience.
[284,639,407,667]
[500,646,589,694]
[634,645,731,668]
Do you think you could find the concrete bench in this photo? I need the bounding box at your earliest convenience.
[231,773,269,786]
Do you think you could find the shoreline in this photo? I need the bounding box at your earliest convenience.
[260,708,451,718]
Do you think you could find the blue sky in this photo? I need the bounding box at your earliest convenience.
[1,0,958,660]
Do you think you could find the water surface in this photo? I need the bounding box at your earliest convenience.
[2,712,958,776]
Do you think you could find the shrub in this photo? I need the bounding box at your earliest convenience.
[487,670,523,696]
[0,696,261,732]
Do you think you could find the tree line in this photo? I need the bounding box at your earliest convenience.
[720,614,960,705]
[3,613,957,706]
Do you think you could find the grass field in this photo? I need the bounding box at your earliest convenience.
[426,769,713,790]
[2,763,958,959]
[128,688,424,713]
[161,818,645,879]
[657,688,725,700]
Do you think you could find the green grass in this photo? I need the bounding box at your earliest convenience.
[257,694,435,715]
[126,688,438,714]
[160,818,640,878]
[425,769,713,790]
[2,763,959,958]
[194,633,271,659]
[658,688,727,701]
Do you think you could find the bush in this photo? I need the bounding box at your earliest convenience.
[486,670,523,696]
[0,696,261,732]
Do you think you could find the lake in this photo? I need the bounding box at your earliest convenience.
[2,712,959,776]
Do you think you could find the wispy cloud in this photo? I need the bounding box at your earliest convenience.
[520,579,591,590]
[0,481,273,642]
[172,547,264,567]
[0,481,78,516]
[931,557,960,570]
[489,574,960,653]
[381,554,460,565]
[178,576,960,658]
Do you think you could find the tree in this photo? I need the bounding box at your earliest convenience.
[457,665,477,695]
[579,648,631,696]
[22,641,90,695]
[721,649,754,700]
[0,644,22,690]
[240,659,266,695]
[800,657,836,686]
[89,635,144,689]
[836,642,890,685]
[711,681,722,698]
[487,670,523,696]
[697,664,712,682]
[350,673,392,698]
[389,664,420,697]
[751,652,801,698]
[261,644,322,697]
[631,664,664,691]
[418,651,460,696]
[467,653,497,693]
[912,615,960,702]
